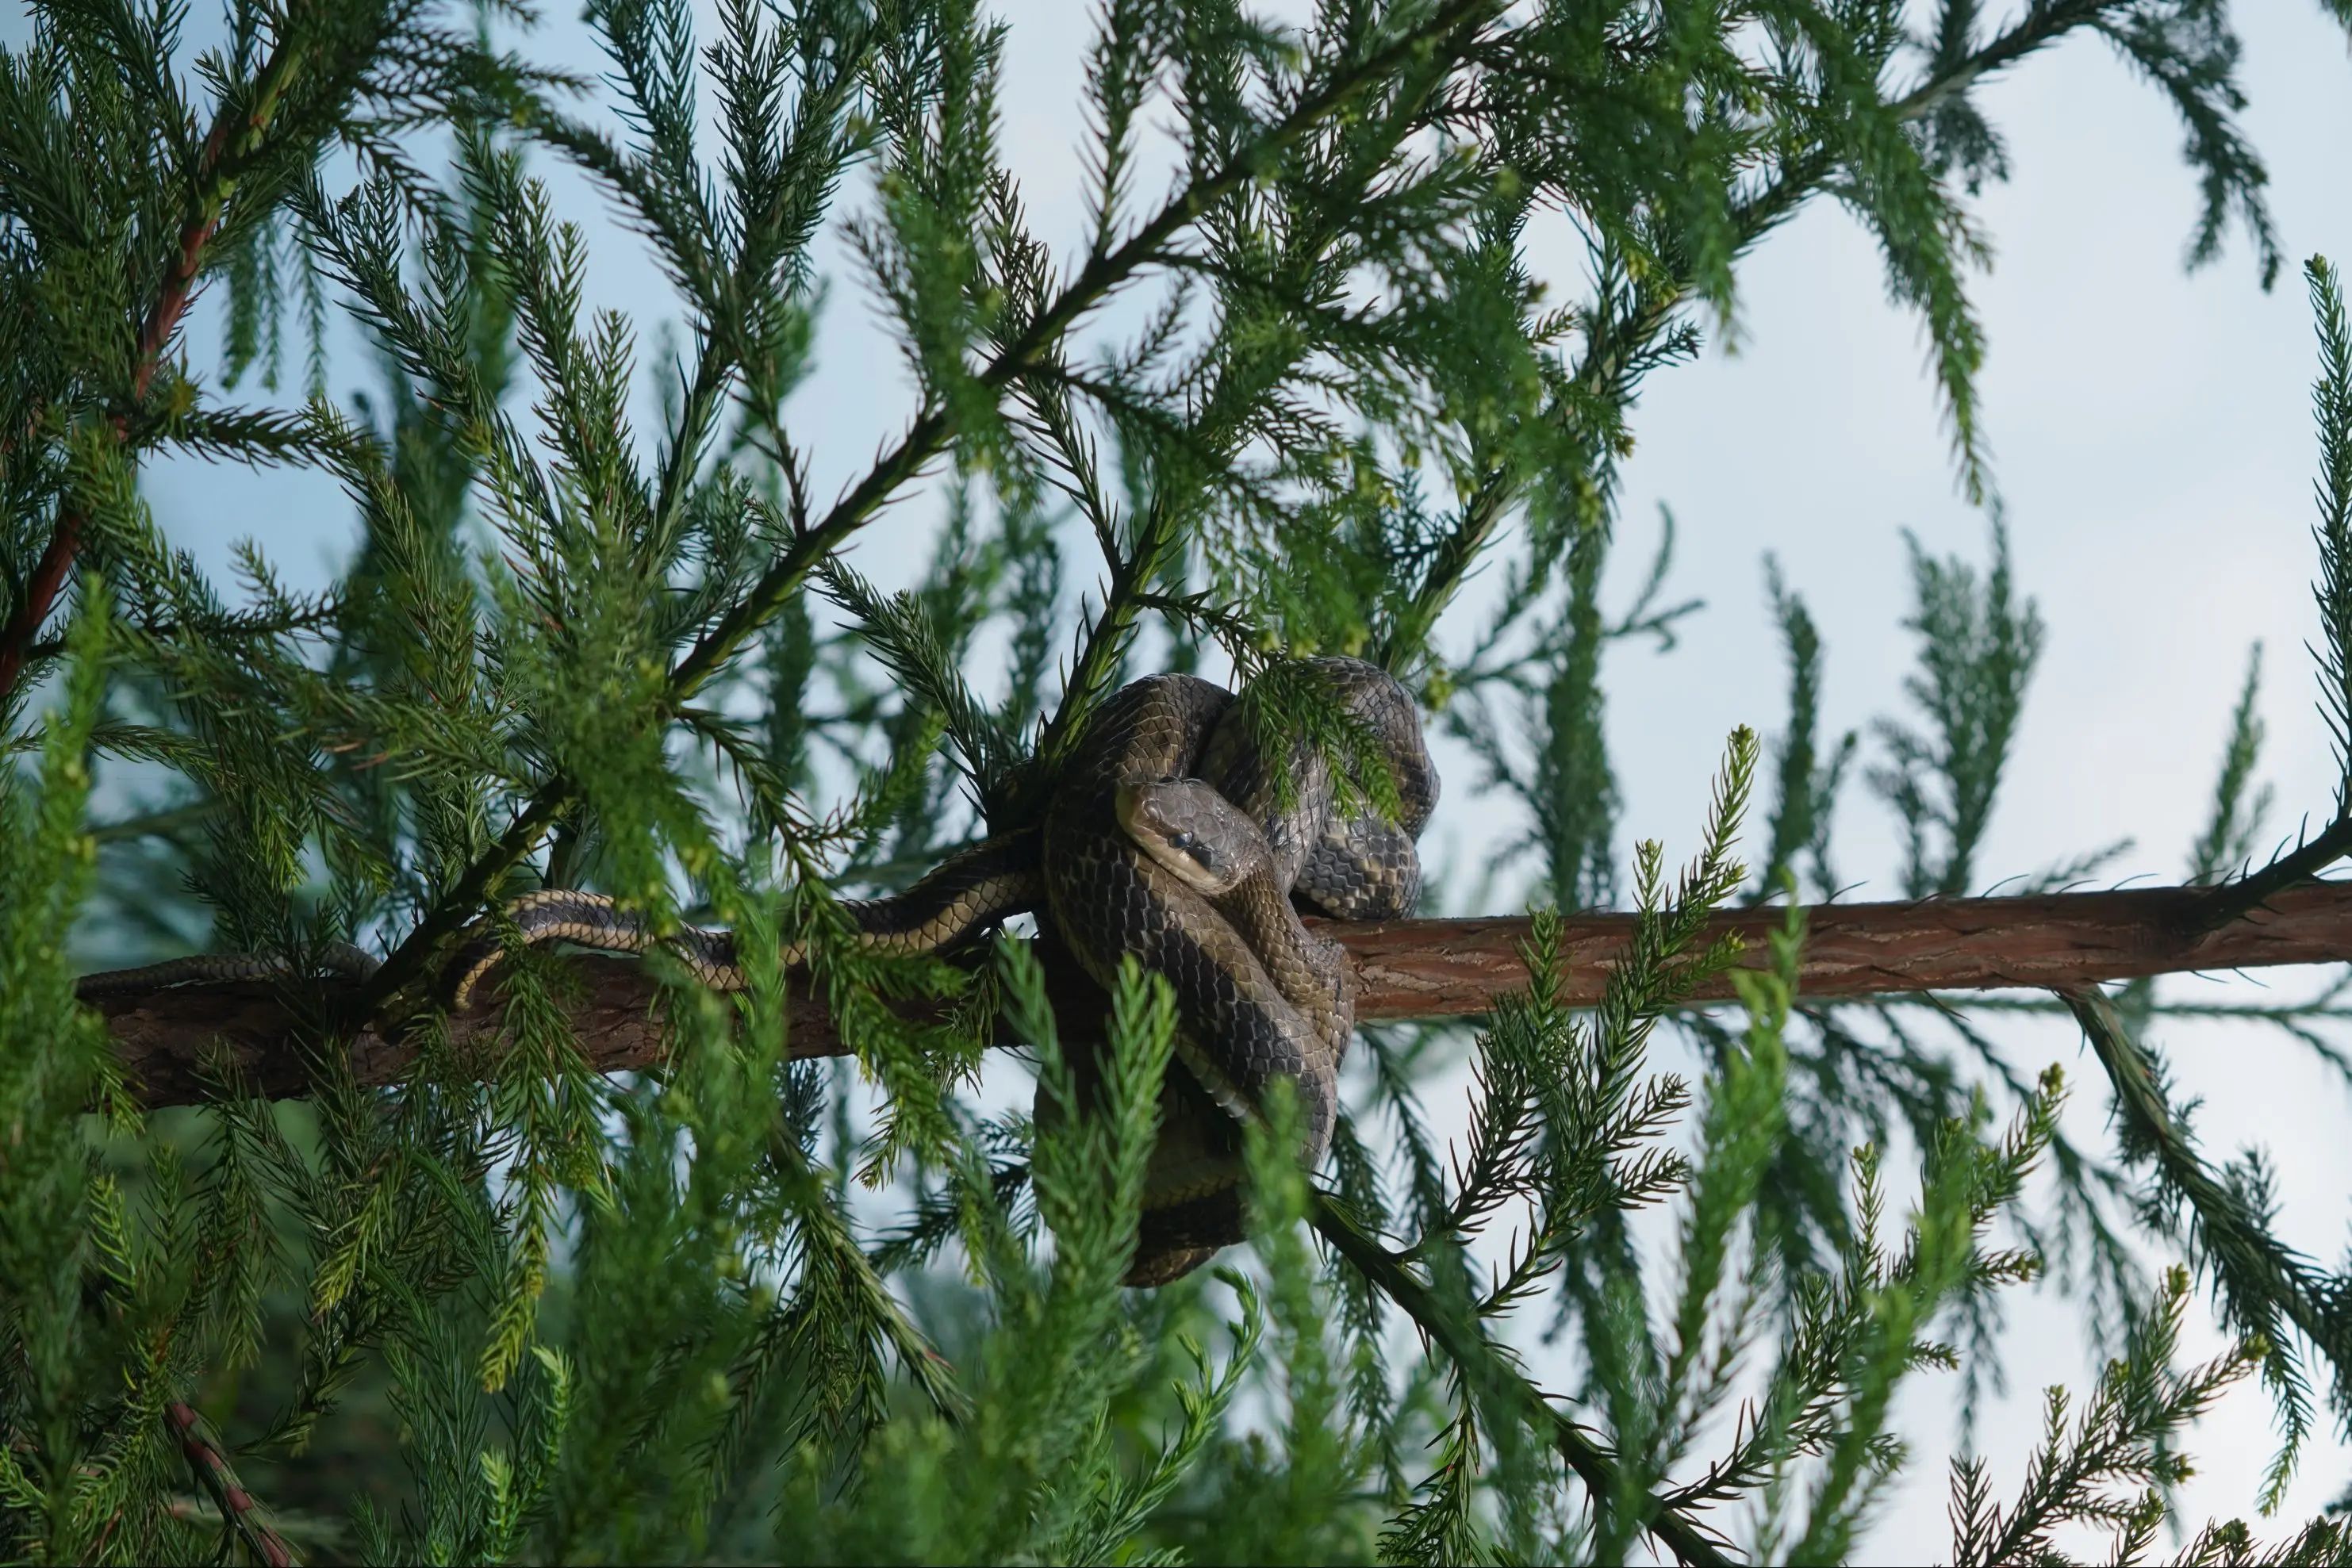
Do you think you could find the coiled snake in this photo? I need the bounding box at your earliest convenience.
[77,657,1437,1285]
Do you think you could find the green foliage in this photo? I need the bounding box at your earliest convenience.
[2189,645,2274,888]
[1754,558,1857,904]
[0,601,142,1563]
[1943,1267,2346,1567]
[2307,256,2352,814]
[1870,514,2051,900]
[6,0,2352,1561]
[2063,989,2352,1519]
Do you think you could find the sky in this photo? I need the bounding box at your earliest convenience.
[11,0,2352,1552]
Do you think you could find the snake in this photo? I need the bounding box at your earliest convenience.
[75,657,1438,1285]
[73,943,385,996]
[1099,770,1359,1283]
[1026,661,1439,1280]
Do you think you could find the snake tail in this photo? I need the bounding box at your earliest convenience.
[447,831,1042,1009]
[75,943,381,999]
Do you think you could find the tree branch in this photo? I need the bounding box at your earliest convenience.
[86,878,2352,1109]
[0,33,312,702]
[1312,1196,1735,1567]
[165,1400,295,1568]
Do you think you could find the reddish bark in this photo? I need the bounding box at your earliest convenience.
[0,117,240,700]
[84,880,2352,1109]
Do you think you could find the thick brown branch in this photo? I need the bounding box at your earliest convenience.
[88,880,2352,1109]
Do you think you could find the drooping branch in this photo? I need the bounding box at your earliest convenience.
[86,879,2352,1109]
[1312,1194,1736,1567]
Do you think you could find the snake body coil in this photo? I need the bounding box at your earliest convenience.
[1107,772,1358,1282]
[74,944,383,996]
[1036,657,1433,1282]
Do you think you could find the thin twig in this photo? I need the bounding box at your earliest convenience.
[166,1401,295,1568]
[2057,989,2347,1362]
[2192,815,2352,934]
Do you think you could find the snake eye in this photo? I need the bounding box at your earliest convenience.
[1168,830,1195,850]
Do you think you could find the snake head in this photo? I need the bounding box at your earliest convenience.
[1114,777,1273,897]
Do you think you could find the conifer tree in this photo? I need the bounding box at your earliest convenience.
[5,0,2352,1561]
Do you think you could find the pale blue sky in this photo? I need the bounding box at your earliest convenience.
[12,0,2352,1551]
[1537,4,2352,1541]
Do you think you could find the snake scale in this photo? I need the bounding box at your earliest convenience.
[76,657,1437,1286]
